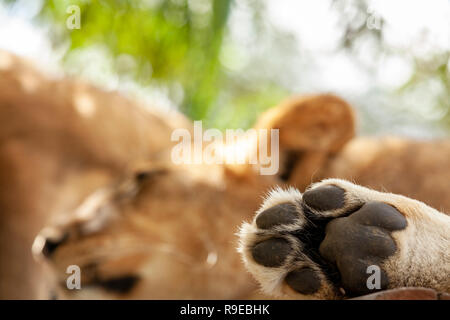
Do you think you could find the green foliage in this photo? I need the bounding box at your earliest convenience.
[398,55,450,127]
[33,0,287,129]
[2,0,448,132]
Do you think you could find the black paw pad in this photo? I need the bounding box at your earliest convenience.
[303,185,345,211]
[285,267,321,294]
[319,201,407,295]
[251,238,291,267]
[350,202,407,230]
[256,203,298,229]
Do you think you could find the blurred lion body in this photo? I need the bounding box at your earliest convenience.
[0,50,448,299]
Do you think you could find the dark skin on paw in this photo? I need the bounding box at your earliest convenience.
[251,238,291,267]
[253,201,342,292]
[319,202,407,296]
[285,267,321,294]
[256,203,298,229]
[251,186,411,298]
[303,185,346,211]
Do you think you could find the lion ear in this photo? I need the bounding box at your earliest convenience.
[253,94,355,190]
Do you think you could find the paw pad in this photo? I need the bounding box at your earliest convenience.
[285,267,321,295]
[239,180,414,299]
[303,185,345,211]
[319,201,407,295]
[251,238,291,267]
[256,203,298,229]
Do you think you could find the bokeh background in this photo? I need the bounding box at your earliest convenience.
[0,0,449,136]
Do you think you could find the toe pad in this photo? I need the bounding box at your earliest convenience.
[256,203,298,229]
[303,185,345,211]
[285,267,321,294]
[251,238,291,268]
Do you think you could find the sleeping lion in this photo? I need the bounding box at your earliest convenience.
[0,50,449,299]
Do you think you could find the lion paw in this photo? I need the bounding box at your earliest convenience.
[238,179,450,299]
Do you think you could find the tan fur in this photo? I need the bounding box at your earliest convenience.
[0,50,448,299]
[0,49,188,298]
